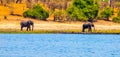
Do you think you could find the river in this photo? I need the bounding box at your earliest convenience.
[0,34,120,57]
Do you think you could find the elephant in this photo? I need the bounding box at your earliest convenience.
[82,22,95,32]
[20,20,34,31]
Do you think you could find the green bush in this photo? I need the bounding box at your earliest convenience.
[23,4,49,20]
[66,0,99,21]
[53,10,67,21]
[112,17,120,23]
[118,11,120,17]
[100,7,114,21]
[23,10,33,18]
[67,6,87,21]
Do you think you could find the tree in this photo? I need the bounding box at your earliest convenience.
[53,9,67,21]
[67,0,99,21]
[16,0,22,3]
[23,4,49,20]
[101,7,114,21]
[26,0,32,9]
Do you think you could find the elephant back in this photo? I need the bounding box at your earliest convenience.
[20,21,26,24]
[27,20,34,25]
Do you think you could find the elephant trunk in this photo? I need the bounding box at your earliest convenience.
[32,23,34,31]
[93,26,95,31]
[92,23,95,32]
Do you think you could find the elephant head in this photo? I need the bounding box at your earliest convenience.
[27,20,34,31]
[90,23,95,31]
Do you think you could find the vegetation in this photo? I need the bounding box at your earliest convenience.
[23,4,49,20]
[100,7,114,21]
[0,0,118,22]
[112,11,120,23]
[1,29,120,34]
[67,0,99,21]
[118,10,120,17]
[112,17,120,23]
[1,0,120,34]
[53,9,67,21]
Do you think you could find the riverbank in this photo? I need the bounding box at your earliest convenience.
[1,16,120,34]
[1,29,120,34]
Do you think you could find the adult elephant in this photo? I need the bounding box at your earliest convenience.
[20,20,34,31]
[82,22,95,32]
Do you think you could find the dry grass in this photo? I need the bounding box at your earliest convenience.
[1,29,120,34]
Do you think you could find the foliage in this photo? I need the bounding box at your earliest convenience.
[67,0,99,21]
[67,6,86,21]
[101,0,109,2]
[100,7,114,21]
[23,4,49,20]
[53,9,67,21]
[112,11,120,23]
[118,10,120,17]
[112,17,120,23]
[112,10,120,23]
[115,2,120,8]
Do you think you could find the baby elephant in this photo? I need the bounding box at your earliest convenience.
[20,20,34,31]
[82,22,95,32]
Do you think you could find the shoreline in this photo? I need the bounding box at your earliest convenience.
[1,29,120,34]
[1,18,120,34]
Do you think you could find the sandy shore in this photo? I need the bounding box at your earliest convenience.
[0,16,120,33]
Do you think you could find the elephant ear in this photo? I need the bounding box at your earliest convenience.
[89,22,94,27]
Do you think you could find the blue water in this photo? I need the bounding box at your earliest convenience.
[0,34,120,57]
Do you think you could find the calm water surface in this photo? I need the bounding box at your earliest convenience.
[0,34,120,57]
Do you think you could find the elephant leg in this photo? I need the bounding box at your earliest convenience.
[88,27,92,32]
[29,26,31,31]
[21,26,23,31]
[26,25,31,31]
[26,27,29,31]
[27,26,31,31]
[82,28,85,32]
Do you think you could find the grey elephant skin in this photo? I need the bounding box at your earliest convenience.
[82,22,95,32]
[20,20,34,31]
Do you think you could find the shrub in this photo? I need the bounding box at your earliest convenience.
[67,6,87,21]
[23,10,33,18]
[53,10,67,21]
[66,0,99,21]
[118,11,120,17]
[112,17,120,23]
[100,7,114,21]
[23,4,49,20]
